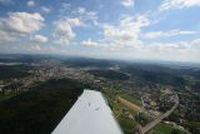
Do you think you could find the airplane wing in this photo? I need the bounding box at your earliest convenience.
[52,90,123,134]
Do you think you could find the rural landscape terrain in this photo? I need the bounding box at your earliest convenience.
[1,0,200,133]
[0,54,199,134]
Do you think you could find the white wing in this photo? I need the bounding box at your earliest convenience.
[52,90,123,134]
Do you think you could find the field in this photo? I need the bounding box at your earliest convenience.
[102,88,141,134]
[150,123,184,134]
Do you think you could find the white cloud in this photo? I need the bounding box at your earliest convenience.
[159,0,200,11]
[27,0,35,7]
[143,29,197,39]
[102,15,150,48]
[0,12,45,43]
[41,7,51,14]
[77,7,86,14]
[121,0,134,7]
[94,38,200,62]
[30,44,41,51]
[80,15,151,51]
[140,39,200,62]
[1,12,44,33]
[30,34,48,43]
[82,39,99,48]
[53,18,83,45]
[190,38,200,49]
[0,31,18,42]
[82,13,199,62]
[59,5,98,26]
[72,7,98,26]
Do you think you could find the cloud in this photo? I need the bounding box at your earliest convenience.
[141,39,200,62]
[0,31,18,42]
[82,13,199,62]
[1,12,44,33]
[41,6,51,14]
[77,7,86,14]
[82,39,99,48]
[53,18,83,45]
[102,15,150,48]
[80,15,151,51]
[190,38,200,49]
[121,0,134,7]
[30,44,41,51]
[71,7,98,26]
[159,0,200,11]
[27,0,35,7]
[95,38,200,62]
[143,29,197,39]
[0,12,45,43]
[59,5,98,26]
[30,34,48,43]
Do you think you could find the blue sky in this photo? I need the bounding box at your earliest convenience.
[0,0,200,63]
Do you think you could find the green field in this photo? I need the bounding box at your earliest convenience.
[102,88,141,134]
[0,93,17,102]
[120,93,142,106]
[151,123,184,134]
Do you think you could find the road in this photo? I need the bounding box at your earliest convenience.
[141,94,179,134]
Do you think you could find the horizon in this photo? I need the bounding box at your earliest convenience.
[0,0,200,63]
[1,53,200,66]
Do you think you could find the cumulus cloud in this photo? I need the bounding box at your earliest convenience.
[102,15,150,48]
[159,0,200,11]
[53,18,83,45]
[41,6,51,14]
[59,5,98,26]
[1,12,44,33]
[30,34,48,43]
[27,0,35,7]
[121,0,134,7]
[80,15,151,51]
[30,44,41,51]
[82,13,199,62]
[82,39,99,48]
[143,29,197,39]
[0,31,18,42]
[0,12,44,43]
[140,39,200,62]
[97,38,200,62]
[71,7,98,26]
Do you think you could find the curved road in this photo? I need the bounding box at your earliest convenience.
[141,94,179,134]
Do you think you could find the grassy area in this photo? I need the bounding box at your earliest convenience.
[102,88,140,134]
[150,123,184,134]
[0,93,17,102]
[0,78,90,134]
[111,98,138,134]
[118,115,137,134]
[120,93,142,106]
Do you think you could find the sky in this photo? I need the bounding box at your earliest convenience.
[0,0,200,63]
